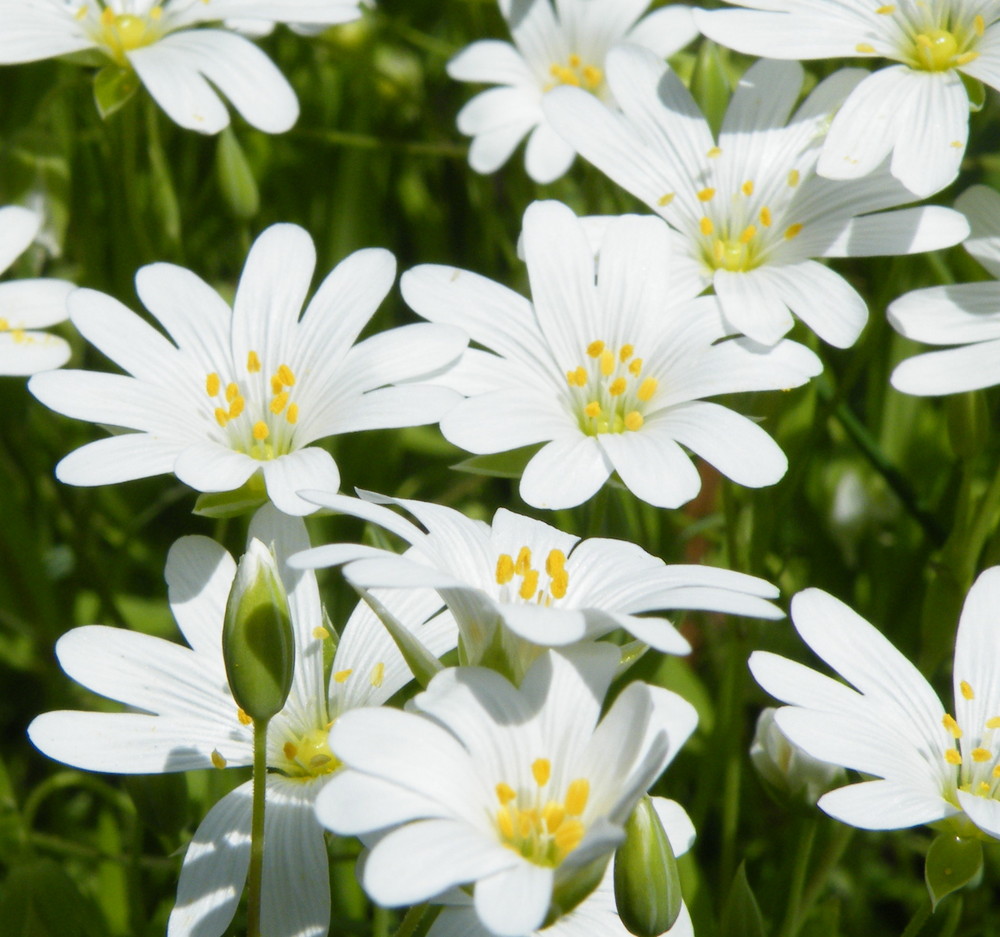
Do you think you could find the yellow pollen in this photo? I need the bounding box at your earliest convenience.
[599,349,615,376]
[760,206,772,227]
[277,364,296,386]
[697,187,715,202]
[520,569,539,601]
[75,5,88,19]
[961,681,975,700]
[784,223,804,239]
[497,554,515,585]
[658,193,675,207]
[569,54,581,67]
[565,778,589,815]
[284,742,298,759]
[979,781,992,795]
[619,344,634,362]
[554,820,585,854]
[972,747,992,762]
[628,358,643,376]
[0,318,7,330]
[312,626,330,640]
[994,764,1000,778]
[211,750,227,769]
[497,806,515,839]
[956,51,979,65]
[625,411,644,431]
[582,65,603,87]
[252,421,269,441]
[247,350,262,373]
[101,7,115,25]
[270,391,290,414]
[515,547,532,576]
[543,802,565,832]
[206,373,221,396]
[370,662,385,688]
[787,169,800,187]
[945,748,962,765]
[237,708,252,726]
[286,403,299,424]
[856,42,876,53]
[550,570,568,599]
[271,376,284,395]
[532,758,551,787]
[638,377,658,401]
[706,146,722,158]
[567,366,587,387]
[700,216,714,236]
[496,782,517,805]
[334,668,353,683]
[214,408,229,428]
[975,14,985,35]
[742,180,754,196]
[587,340,605,357]
[545,549,565,575]
[150,6,162,19]
[584,401,601,418]
[875,4,895,11]
[987,717,1000,729]
[228,397,245,419]
[608,377,627,396]
[739,225,757,244]
[943,713,963,738]
[225,382,239,403]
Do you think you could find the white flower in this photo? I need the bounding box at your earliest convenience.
[28,504,457,937]
[0,205,74,377]
[292,489,783,680]
[543,49,970,347]
[427,804,696,937]
[890,184,1000,395]
[695,0,1000,197]
[315,644,698,937]
[448,0,697,183]
[750,569,1000,839]
[403,199,822,509]
[0,1,365,133]
[28,223,465,515]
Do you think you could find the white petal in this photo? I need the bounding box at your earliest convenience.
[627,6,699,57]
[0,330,70,376]
[174,441,258,493]
[0,205,40,271]
[166,535,236,658]
[957,788,1000,840]
[475,863,552,937]
[951,567,1000,744]
[52,433,182,486]
[519,435,612,509]
[441,391,566,453]
[817,206,969,259]
[447,39,534,85]
[819,779,954,830]
[524,119,576,183]
[713,268,794,346]
[891,341,1000,396]
[955,184,1000,277]
[261,447,340,516]
[598,428,702,509]
[0,278,73,328]
[315,770,444,833]
[888,283,1000,344]
[695,8,860,58]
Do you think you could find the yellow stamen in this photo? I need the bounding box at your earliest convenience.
[497,806,514,839]
[545,550,566,576]
[638,377,658,401]
[565,778,589,815]
[277,364,296,386]
[225,382,239,403]
[271,376,284,395]
[599,349,615,376]
[584,401,601,418]
[619,344,634,362]
[283,742,298,760]
[532,758,551,787]
[286,403,299,424]
[784,223,804,240]
[543,801,565,832]
[739,225,757,244]
[986,717,1000,729]
[237,708,252,726]
[628,358,643,376]
[742,180,755,196]
[608,377,627,396]
[587,340,605,357]
[975,14,985,35]
[856,43,876,53]
[760,206,772,227]
[972,747,992,762]
[496,782,516,805]
[247,350,261,373]
[945,748,962,765]
[956,51,979,65]
[994,764,1000,778]
[252,421,269,441]
[657,193,675,207]
[312,626,330,640]
[554,819,584,854]
[961,681,975,700]
[270,391,290,414]
[515,547,532,575]
[625,411,644,432]
[875,4,895,12]
[979,781,992,795]
[370,662,385,688]
[497,554,515,585]
[706,146,722,158]
[550,570,569,599]
[787,169,800,187]
[206,373,221,396]
[697,187,715,202]
[700,216,714,236]
[215,408,229,427]
[228,397,245,419]
[943,713,963,738]
[520,569,539,601]
[334,668,353,683]
[211,750,227,769]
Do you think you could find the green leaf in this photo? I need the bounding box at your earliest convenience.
[216,126,260,220]
[0,859,105,937]
[720,863,767,937]
[960,72,986,112]
[93,65,139,120]
[451,444,542,479]
[925,834,983,910]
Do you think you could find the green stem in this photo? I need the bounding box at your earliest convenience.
[900,897,933,937]
[799,822,853,922]
[393,903,433,937]
[777,818,818,937]
[247,717,269,937]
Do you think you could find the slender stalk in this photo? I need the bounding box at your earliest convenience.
[899,897,932,937]
[798,822,853,921]
[247,717,270,937]
[393,903,431,937]
[777,818,818,937]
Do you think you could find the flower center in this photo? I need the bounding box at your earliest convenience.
[565,340,657,435]
[88,5,164,65]
[860,7,985,71]
[281,727,340,779]
[204,352,300,461]
[494,758,590,867]
[546,54,604,93]
[941,682,1000,801]
[495,546,568,605]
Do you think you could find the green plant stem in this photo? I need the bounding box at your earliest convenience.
[393,903,432,937]
[777,818,818,937]
[247,717,269,937]
[799,822,853,921]
[900,897,933,937]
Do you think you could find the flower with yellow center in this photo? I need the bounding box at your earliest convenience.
[446,0,697,183]
[543,49,970,347]
[750,568,1000,841]
[28,506,457,937]
[0,0,366,133]
[399,199,822,509]
[29,223,465,516]
[696,0,1000,197]
[316,644,699,937]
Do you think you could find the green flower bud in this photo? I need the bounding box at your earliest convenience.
[222,539,294,723]
[614,796,682,936]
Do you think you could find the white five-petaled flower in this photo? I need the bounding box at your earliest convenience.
[542,48,970,347]
[0,0,365,133]
[292,489,783,681]
[28,505,457,937]
[890,184,1000,395]
[750,570,1000,840]
[315,644,698,937]
[447,0,697,183]
[402,199,822,509]
[28,223,465,516]
[0,205,74,377]
[696,0,1000,197]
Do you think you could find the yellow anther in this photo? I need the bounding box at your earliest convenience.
[206,373,221,396]
[284,742,298,759]
[945,748,963,765]
[270,391,290,414]
[214,408,229,427]
[619,344,634,362]
[600,349,615,376]
[994,764,1000,778]
[271,376,284,394]
[956,51,979,65]
[277,364,295,386]
[856,42,876,53]
[312,626,330,640]
[496,782,517,805]
[252,421,269,441]
[582,65,603,89]
[211,750,227,769]
[554,819,585,854]
[625,411,644,431]
[987,717,1000,729]
[497,554,515,585]
[658,193,675,207]
[0,318,8,330]
[225,382,239,402]
[545,549,565,574]
[237,708,252,726]
[543,801,566,832]
[979,780,992,795]
[697,187,715,202]
[587,340,605,358]
[520,569,539,601]
[760,206,772,227]
[569,53,581,67]
[742,180,755,196]
[550,570,569,599]
[975,14,985,35]
[608,377,627,396]
[706,146,722,158]
[787,169,800,187]
[628,358,643,376]
[943,713,963,738]
[784,223,804,239]
[247,350,262,373]
[700,216,714,236]
[532,758,551,787]
[286,403,299,424]
[515,547,532,575]
[584,401,601,418]
[228,397,245,419]
[961,681,975,700]
[739,225,757,244]
[370,661,385,688]
[565,778,589,815]
[75,4,88,19]
[150,6,162,19]
[334,668,353,683]
[972,747,992,762]
[875,4,895,12]
[497,806,515,839]
[571,366,588,386]
[638,377,658,401]
[101,7,115,24]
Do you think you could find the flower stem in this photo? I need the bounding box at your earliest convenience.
[899,897,932,937]
[776,818,818,937]
[393,903,432,937]
[247,717,269,937]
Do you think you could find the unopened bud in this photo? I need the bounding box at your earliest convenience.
[614,795,682,936]
[222,539,294,722]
